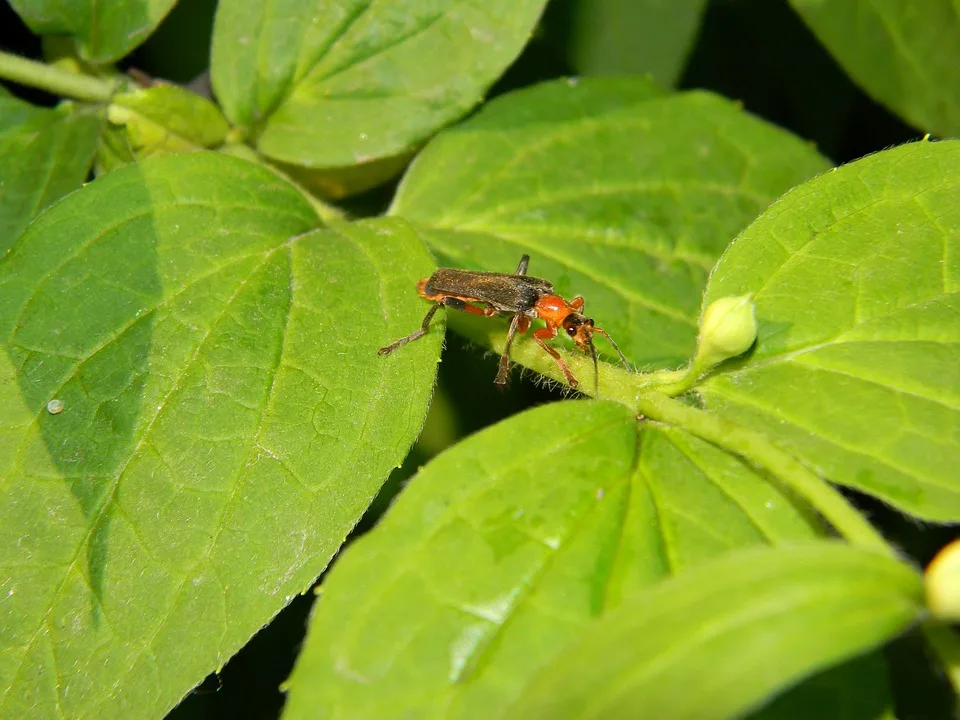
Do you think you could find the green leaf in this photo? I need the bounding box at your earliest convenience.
[700,139,960,521]
[210,0,548,168]
[566,0,709,88]
[217,142,347,225]
[0,153,439,717]
[790,0,960,137]
[507,543,923,720]
[270,150,417,201]
[281,400,824,719]
[8,0,177,64]
[98,83,232,173]
[390,78,831,373]
[0,92,101,254]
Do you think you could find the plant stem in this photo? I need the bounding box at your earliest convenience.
[634,390,896,557]
[446,313,652,401]
[0,50,115,103]
[639,365,699,396]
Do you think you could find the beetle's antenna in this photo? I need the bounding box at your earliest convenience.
[590,340,599,395]
[594,327,631,372]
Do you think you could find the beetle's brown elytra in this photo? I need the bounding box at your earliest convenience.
[378,255,630,391]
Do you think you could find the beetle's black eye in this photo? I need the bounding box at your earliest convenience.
[562,314,581,336]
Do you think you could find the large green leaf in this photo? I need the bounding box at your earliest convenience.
[565,0,709,88]
[790,0,960,137]
[0,153,440,717]
[8,0,177,63]
[0,91,101,255]
[390,78,831,372]
[211,0,548,168]
[700,140,960,521]
[507,543,923,719]
[282,400,827,719]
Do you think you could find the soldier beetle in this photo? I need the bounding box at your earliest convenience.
[378,254,630,391]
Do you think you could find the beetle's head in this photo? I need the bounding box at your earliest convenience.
[562,313,631,393]
[562,313,596,353]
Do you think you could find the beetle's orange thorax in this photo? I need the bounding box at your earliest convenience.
[535,294,574,328]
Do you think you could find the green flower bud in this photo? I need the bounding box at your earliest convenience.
[693,294,757,372]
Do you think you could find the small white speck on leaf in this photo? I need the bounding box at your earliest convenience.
[469,27,493,43]
[46,399,64,415]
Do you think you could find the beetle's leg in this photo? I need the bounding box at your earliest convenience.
[570,296,584,312]
[379,296,499,356]
[515,254,530,276]
[378,302,443,355]
[532,326,579,387]
[495,314,530,386]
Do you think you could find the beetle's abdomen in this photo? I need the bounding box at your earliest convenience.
[422,268,553,313]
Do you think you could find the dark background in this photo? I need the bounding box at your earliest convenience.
[1,0,953,717]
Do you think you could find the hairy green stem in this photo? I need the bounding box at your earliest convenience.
[446,313,653,401]
[639,365,700,396]
[634,390,896,557]
[0,50,115,103]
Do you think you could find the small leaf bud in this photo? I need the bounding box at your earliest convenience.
[693,294,757,372]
